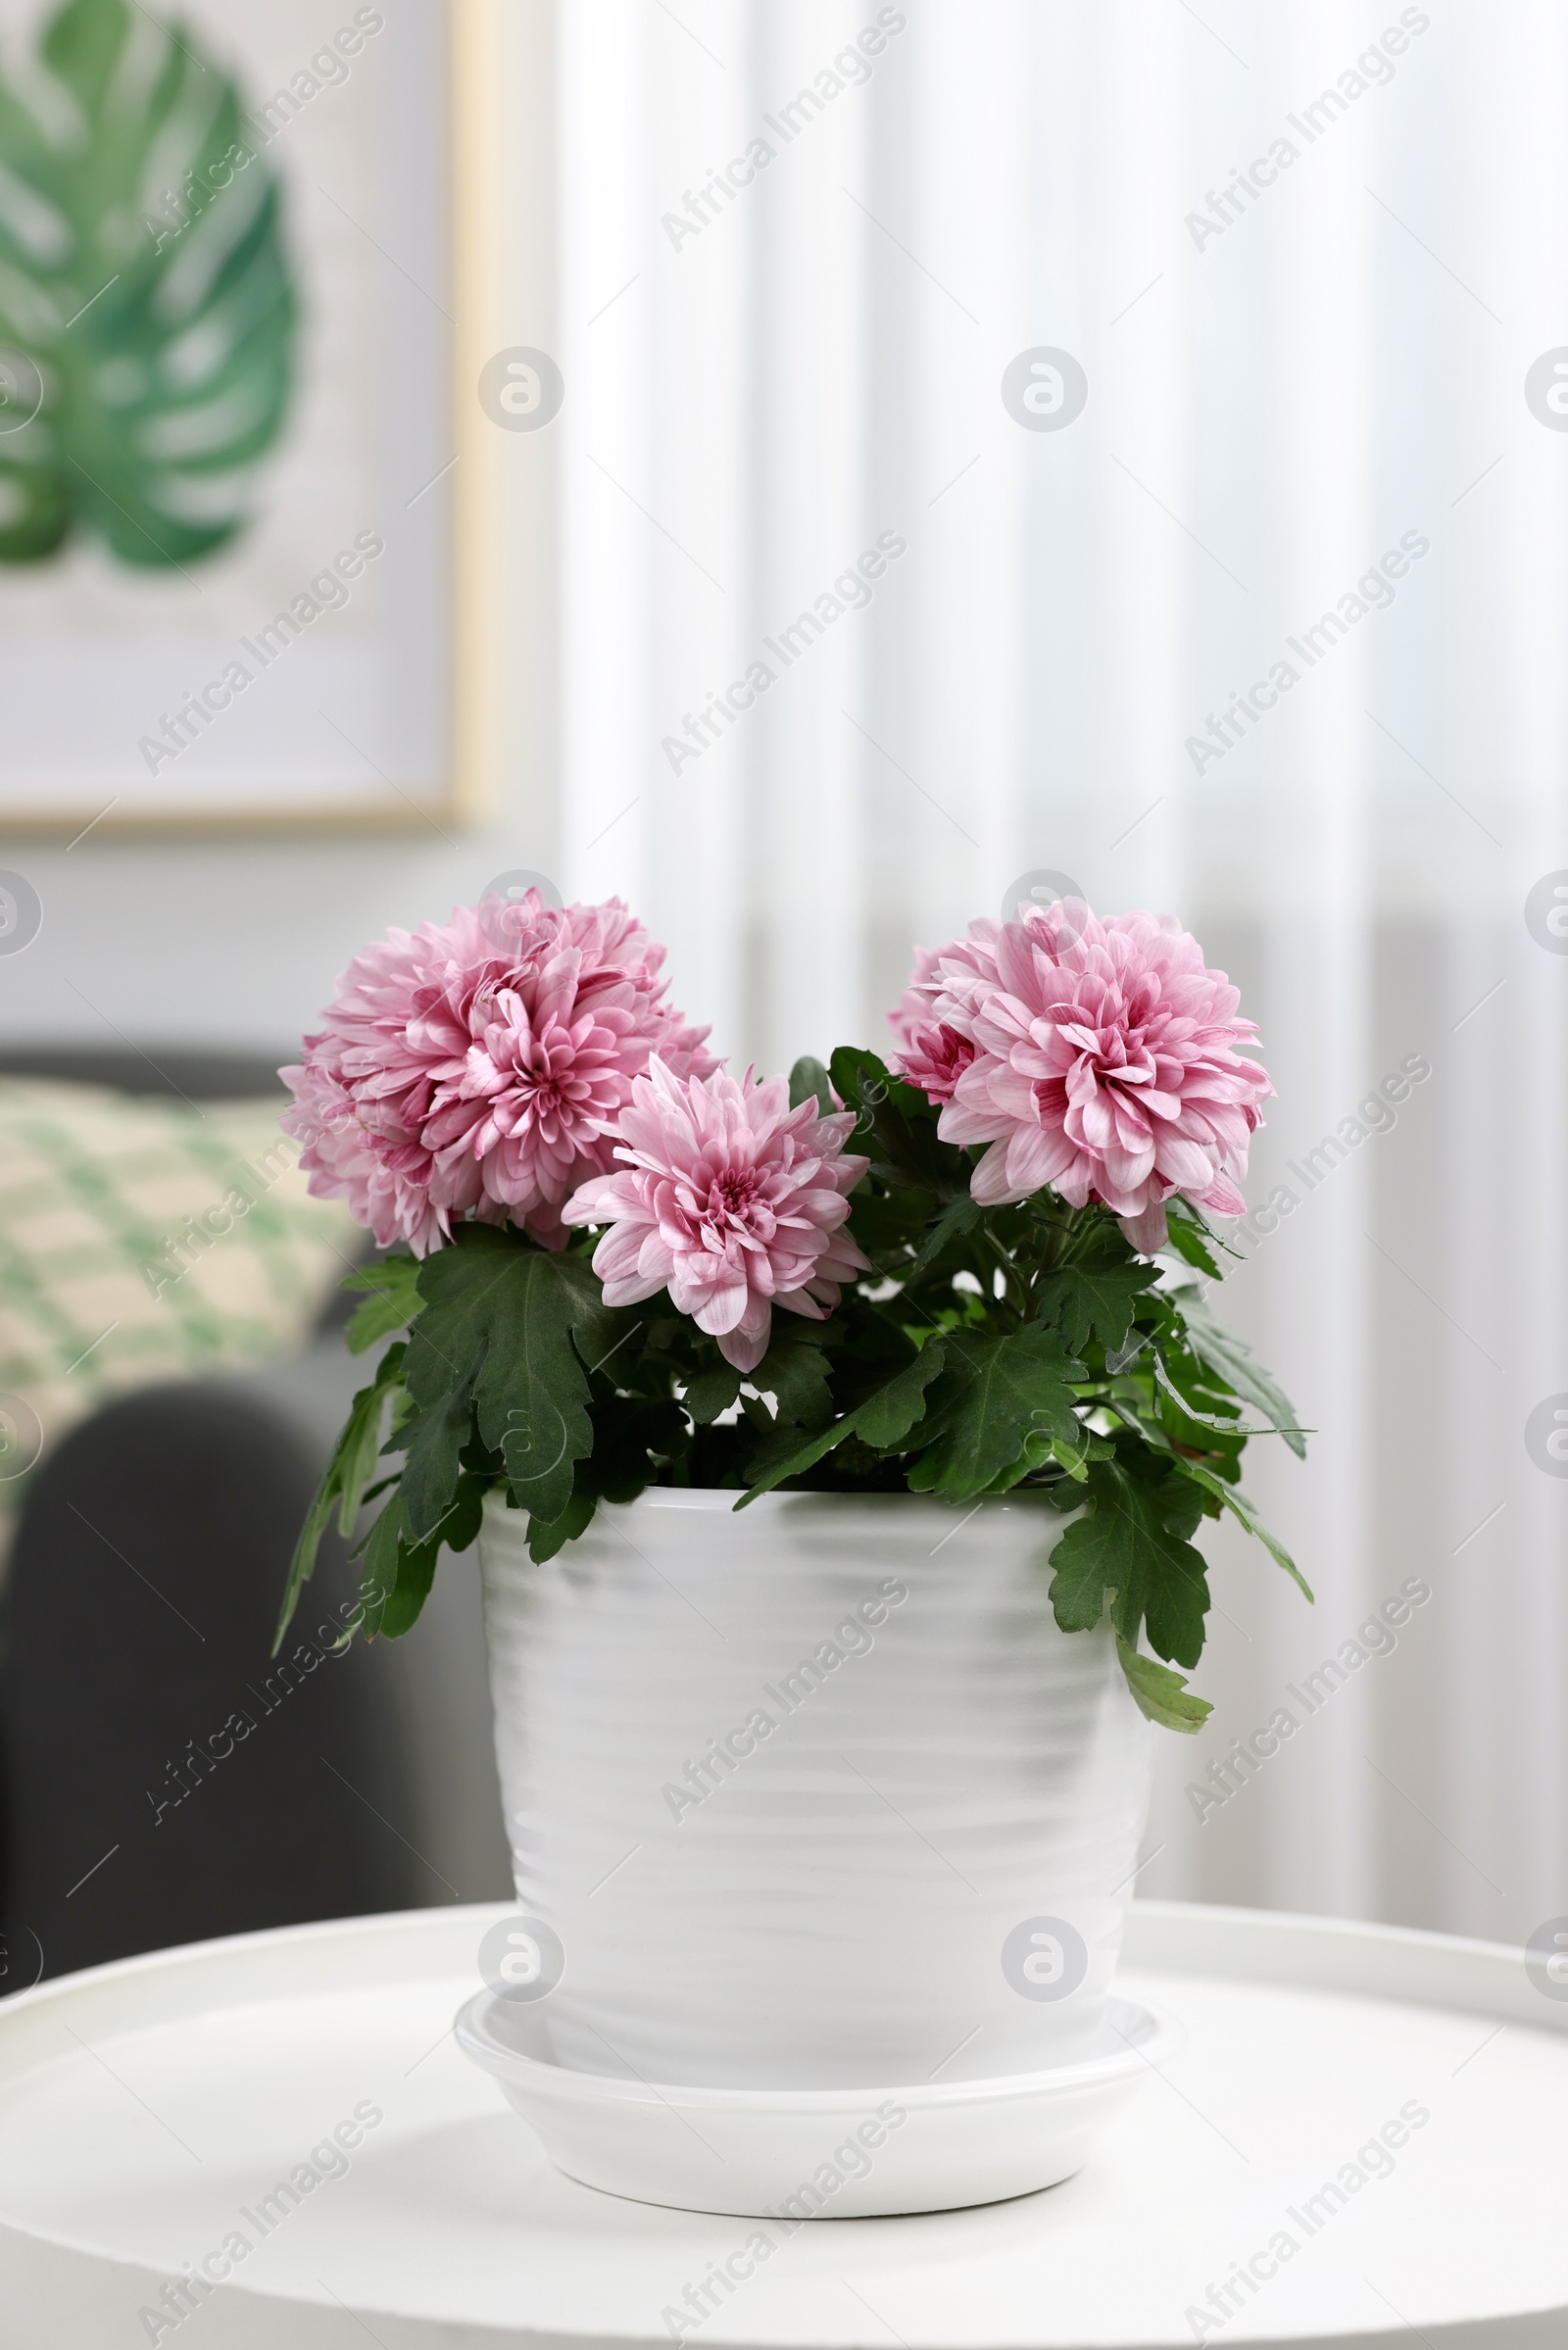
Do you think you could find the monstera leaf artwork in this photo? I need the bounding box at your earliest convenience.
[0,0,296,564]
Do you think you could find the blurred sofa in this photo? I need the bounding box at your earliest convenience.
[0,1050,511,1991]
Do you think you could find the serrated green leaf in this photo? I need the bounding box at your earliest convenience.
[905,1192,983,1285]
[972,1425,1065,1495]
[377,1537,441,1640]
[1048,1461,1210,1667]
[1034,1260,1158,1355]
[272,1342,406,1652]
[735,1339,948,1505]
[1168,1457,1314,1600]
[333,1346,405,1541]
[399,1376,478,1544]
[752,1325,835,1427]
[843,1182,934,1265]
[826,1045,923,1117]
[1150,1349,1244,1434]
[856,1340,948,1445]
[1180,1303,1308,1460]
[907,1326,1084,1499]
[342,1254,424,1354]
[1152,1346,1309,1453]
[685,1361,742,1424]
[735,1415,823,1490]
[1115,1634,1211,1733]
[1162,1199,1225,1277]
[382,1475,485,1638]
[356,1493,407,1640]
[788,1055,835,1113]
[1049,1433,1092,1482]
[358,1474,486,1640]
[525,1490,597,1563]
[406,1227,622,1531]
[277,1492,339,1650]
[0,0,296,565]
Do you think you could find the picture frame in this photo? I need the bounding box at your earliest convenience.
[0,0,501,834]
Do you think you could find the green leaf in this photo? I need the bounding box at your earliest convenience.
[828,1046,968,1197]
[685,1361,742,1424]
[1049,1433,1093,1482]
[342,1254,424,1354]
[377,1535,441,1639]
[1048,1460,1210,1668]
[524,1491,597,1563]
[1035,1260,1158,1355]
[399,1377,479,1545]
[971,1427,1066,1497]
[1169,1458,1314,1600]
[1162,1199,1225,1277]
[905,1192,983,1286]
[1150,1349,1243,1433]
[333,1347,406,1541]
[1152,1349,1308,1462]
[272,1343,406,1652]
[432,1472,487,1560]
[1180,1302,1308,1460]
[751,1325,835,1427]
[736,1340,948,1505]
[907,1326,1084,1500]
[356,1493,407,1639]
[405,1227,623,1533]
[1115,1634,1211,1734]
[788,1055,835,1114]
[357,1474,487,1640]
[0,0,297,565]
[843,1183,935,1265]
[827,1045,916,1112]
[855,1341,949,1446]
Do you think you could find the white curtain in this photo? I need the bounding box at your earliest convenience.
[507,0,1568,1940]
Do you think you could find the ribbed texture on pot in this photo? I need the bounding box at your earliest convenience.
[479,1489,1152,2090]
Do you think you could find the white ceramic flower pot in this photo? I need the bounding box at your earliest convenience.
[476,1488,1152,2101]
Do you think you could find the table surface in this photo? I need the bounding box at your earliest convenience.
[1,1898,1564,2350]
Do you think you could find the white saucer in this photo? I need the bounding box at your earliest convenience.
[454,1990,1185,2217]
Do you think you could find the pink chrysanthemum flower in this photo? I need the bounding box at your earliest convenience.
[562,1059,871,1372]
[906,901,1271,1253]
[280,893,717,1253]
[887,930,1002,1102]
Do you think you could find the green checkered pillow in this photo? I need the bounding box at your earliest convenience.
[0,1076,361,1518]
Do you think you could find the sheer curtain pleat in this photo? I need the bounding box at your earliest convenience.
[540,0,1567,1937]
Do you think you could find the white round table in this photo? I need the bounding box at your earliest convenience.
[0,1899,1563,2347]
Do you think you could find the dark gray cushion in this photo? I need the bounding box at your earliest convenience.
[0,1371,425,1979]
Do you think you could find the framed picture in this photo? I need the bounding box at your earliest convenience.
[0,0,498,832]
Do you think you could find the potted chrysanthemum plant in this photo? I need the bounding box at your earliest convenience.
[276,888,1308,2215]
